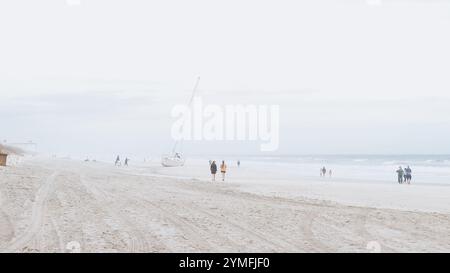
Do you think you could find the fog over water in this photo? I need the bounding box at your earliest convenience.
[1,0,450,158]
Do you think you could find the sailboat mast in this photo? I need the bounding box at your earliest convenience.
[187,76,201,106]
[172,76,201,154]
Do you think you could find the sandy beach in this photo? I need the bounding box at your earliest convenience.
[1,157,449,253]
[2,0,450,260]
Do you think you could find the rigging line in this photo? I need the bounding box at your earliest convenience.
[172,76,201,154]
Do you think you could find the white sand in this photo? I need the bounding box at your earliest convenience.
[1,157,449,253]
[138,159,450,214]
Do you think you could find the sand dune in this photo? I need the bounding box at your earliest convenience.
[0,157,449,253]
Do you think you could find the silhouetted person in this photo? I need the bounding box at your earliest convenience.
[405,166,412,184]
[210,161,217,182]
[396,166,404,184]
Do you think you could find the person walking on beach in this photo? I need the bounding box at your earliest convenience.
[115,155,121,166]
[237,160,240,168]
[124,158,129,167]
[210,161,217,182]
[321,167,327,177]
[220,161,227,182]
[396,166,404,184]
[329,169,332,177]
[405,166,412,184]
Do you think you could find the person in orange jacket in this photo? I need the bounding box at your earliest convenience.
[220,160,227,182]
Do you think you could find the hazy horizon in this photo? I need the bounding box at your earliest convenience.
[1,0,450,158]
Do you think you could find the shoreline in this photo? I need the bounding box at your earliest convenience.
[124,158,450,214]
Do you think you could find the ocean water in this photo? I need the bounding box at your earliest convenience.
[83,153,450,186]
[223,155,450,185]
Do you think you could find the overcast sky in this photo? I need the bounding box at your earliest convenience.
[1,0,450,158]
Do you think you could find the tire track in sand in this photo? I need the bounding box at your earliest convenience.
[115,171,328,251]
[2,172,58,252]
[175,181,333,252]
[134,188,296,252]
[0,192,15,247]
[82,174,217,252]
[80,175,161,252]
[137,197,218,252]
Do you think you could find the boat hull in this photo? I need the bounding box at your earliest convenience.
[161,155,185,167]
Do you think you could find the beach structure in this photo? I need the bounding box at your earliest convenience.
[0,153,7,166]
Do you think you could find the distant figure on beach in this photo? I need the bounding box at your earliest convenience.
[115,155,121,166]
[396,166,404,184]
[220,161,227,182]
[124,158,129,166]
[237,160,240,167]
[329,169,332,177]
[210,161,217,181]
[404,166,412,184]
[321,167,327,177]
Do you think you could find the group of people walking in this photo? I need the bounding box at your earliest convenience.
[209,160,241,182]
[209,160,228,181]
[320,166,332,177]
[396,166,412,184]
[115,155,129,167]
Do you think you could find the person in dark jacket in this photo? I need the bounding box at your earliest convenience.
[210,161,217,181]
[115,155,121,166]
[404,166,412,184]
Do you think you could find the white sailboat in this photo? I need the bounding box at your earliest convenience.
[161,77,200,167]
[161,152,185,167]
